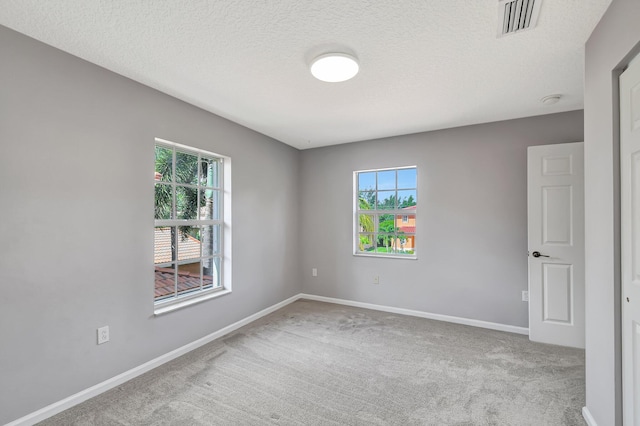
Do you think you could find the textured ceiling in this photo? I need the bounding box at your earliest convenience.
[0,0,611,149]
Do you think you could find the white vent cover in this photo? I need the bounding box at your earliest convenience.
[498,0,542,37]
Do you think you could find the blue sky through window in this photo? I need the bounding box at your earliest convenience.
[358,172,376,191]
[377,170,395,190]
[398,168,417,189]
[358,168,416,191]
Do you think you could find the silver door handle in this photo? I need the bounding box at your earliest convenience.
[531,251,549,258]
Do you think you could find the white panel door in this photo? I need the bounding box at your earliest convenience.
[621,53,640,426]
[527,142,584,348]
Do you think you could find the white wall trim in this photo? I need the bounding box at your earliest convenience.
[299,294,529,335]
[6,294,301,426]
[582,406,598,426]
[8,292,529,425]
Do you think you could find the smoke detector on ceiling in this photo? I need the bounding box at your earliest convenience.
[497,0,542,37]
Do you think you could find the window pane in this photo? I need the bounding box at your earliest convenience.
[203,257,221,289]
[155,146,173,182]
[378,214,396,233]
[177,226,201,261]
[155,264,176,301]
[201,225,221,256]
[358,214,374,233]
[358,191,375,210]
[175,151,198,185]
[154,227,176,264]
[377,170,396,190]
[201,157,220,188]
[155,183,173,220]
[177,262,202,295]
[358,172,376,191]
[377,191,396,210]
[398,189,417,208]
[214,225,222,254]
[396,214,416,232]
[358,234,374,252]
[376,234,396,253]
[200,189,220,220]
[397,168,416,189]
[396,233,415,254]
[176,186,198,219]
[199,189,212,219]
[396,213,415,254]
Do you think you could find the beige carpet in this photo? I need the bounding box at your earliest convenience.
[39,300,585,425]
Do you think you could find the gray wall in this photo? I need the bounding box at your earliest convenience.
[0,26,301,424]
[0,19,592,425]
[299,112,584,328]
[584,0,640,424]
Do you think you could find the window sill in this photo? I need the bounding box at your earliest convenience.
[154,288,231,316]
[353,253,417,260]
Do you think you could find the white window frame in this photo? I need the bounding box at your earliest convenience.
[153,138,232,315]
[353,165,417,259]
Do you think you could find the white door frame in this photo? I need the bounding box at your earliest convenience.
[620,51,640,426]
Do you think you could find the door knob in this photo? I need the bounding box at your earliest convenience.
[531,251,549,258]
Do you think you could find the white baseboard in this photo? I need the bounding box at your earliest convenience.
[8,292,528,425]
[6,294,302,426]
[299,294,529,335]
[582,406,598,426]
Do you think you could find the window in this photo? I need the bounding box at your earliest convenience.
[354,166,417,257]
[154,139,230,311]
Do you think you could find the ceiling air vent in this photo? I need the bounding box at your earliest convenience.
[498,0,541,37]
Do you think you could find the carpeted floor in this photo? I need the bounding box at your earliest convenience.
[39,300,586,425]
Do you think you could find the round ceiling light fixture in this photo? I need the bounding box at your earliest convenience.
[541,94,562,105]
[310,53,359,83]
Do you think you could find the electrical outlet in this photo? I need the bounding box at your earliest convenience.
[97,326,109,344]
[312,268,317,277]
[373,276,380,285]
[522,291,529,302]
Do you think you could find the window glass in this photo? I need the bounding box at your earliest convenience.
[200,157,219,188]
[355,166,417,257]
[377,191,396,210]
[154,141,227,306]
[377,170,396,190]
[155,146,173,182]
[175,151,198,185]
[358,172,376,191]
[397,168,417,189]
[398,189,417,207]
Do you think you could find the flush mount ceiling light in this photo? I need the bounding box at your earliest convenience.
[310,53,359,83]
[541,94,562,105]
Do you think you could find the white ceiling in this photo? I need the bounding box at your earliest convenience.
[0,0,611,150]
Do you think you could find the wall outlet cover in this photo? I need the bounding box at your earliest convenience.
[97,326,109,344]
